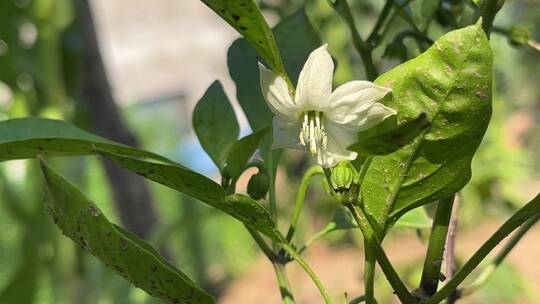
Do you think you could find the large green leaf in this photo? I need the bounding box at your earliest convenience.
[356,23,492,231]
[40,160,214,304]
[201,0,286,76]
[228,8,321,132]
[99,151,283,242]
[0,118,170,163]
[193,80,239,171]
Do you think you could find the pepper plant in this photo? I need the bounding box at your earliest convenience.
[0,0,538,303]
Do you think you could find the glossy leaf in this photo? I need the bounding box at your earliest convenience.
[99,151,283,242]
[193,80,239,171]
[357,23,492,231]
[0,118,170,163]
[40,160,214,304]
[228,8,321,132]
[224,128,268,182]
[201,0,286,76]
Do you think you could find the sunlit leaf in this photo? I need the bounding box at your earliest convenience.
[40,160,215,304]
[201,0,286,76]
[356,23,492,231]
[99,151,283,242]
[0,118,171,163]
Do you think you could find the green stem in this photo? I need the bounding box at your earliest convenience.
[478,0,505,37]
[346,204,418,304]
[349,295,367,304]
[297,224,334,254]
[286,166,324,242]
[330,0,378,80]
[460,212,540,297]
[246,226,277,261]
[367,0,394,44]
[273,263,296,304]
[419,196,455,297]
[363,241,377,304]
[282,243,333,304]
[268,151,278,223]
[422,193,540,304]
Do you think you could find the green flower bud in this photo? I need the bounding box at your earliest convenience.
[508,26,530,47]
[247,172,269,200]
[330,161,359,205]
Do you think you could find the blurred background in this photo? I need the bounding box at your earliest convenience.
[0,0,539,303]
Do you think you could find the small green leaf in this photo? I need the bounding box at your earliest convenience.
[360,23,492,231]
[193,81,239,171]
[224,128,268,182]
[0,118,170,163]
[99,151,283,242]
[40,160,214,304]
[394,207,432,229]
[201,0,286,76]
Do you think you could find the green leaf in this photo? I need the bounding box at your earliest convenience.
[201,0,286,76]
[99,151,283,242]
[224,128,268,182]
[193,81,239,171]
[394,207,432,229]
[0,117,170,163]
[39,160,215,304]
[359,23,492,231]
[228,8,321,132]
[350,113,430,156]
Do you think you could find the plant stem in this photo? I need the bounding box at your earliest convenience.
[363,242,377,304]
[246,226,276,261]
[460,212,540,297]
[268,151,278,223]
[349,294,367,304]
[273,263,296,304]
[297,224,334,254]
[418,196,455,297]
[422,193,540,304]
[286,166,324,242]
[367,0,394,44]
[346,204,418,304]
[330,0,378,80]
[282,243,333,304]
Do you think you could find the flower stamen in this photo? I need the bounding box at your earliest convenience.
[299,111,328,162]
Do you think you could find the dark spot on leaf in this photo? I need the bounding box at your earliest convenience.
[231,14,240,21]
[239,26,248,31]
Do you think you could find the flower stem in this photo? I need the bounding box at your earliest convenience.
[421,193,540,304]
[286,166,324,242]
[418,196,455,297]
[363,241,377,304]
[345,204,418,304]
[282,243,333,304]
[273,263,296,304]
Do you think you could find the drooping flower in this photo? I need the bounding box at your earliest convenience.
[259,44,396,167]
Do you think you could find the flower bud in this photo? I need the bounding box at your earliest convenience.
[247,172,269,200]
[508,26,530,47]
[330,161,359,205]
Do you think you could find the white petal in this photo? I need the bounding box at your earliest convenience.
[295,44,334,111]
[325,80,392,125]
[345,103,396,131]
[318,121,358,167]
[271,116,304,150]
[259,62,297,120]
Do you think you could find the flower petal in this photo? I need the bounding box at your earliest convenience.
[318,121,358,167]
[325,80,392,125]
[271,116,304,150]
[259,62,297,120]
[345,103,396,131]
[295,44,334,111]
